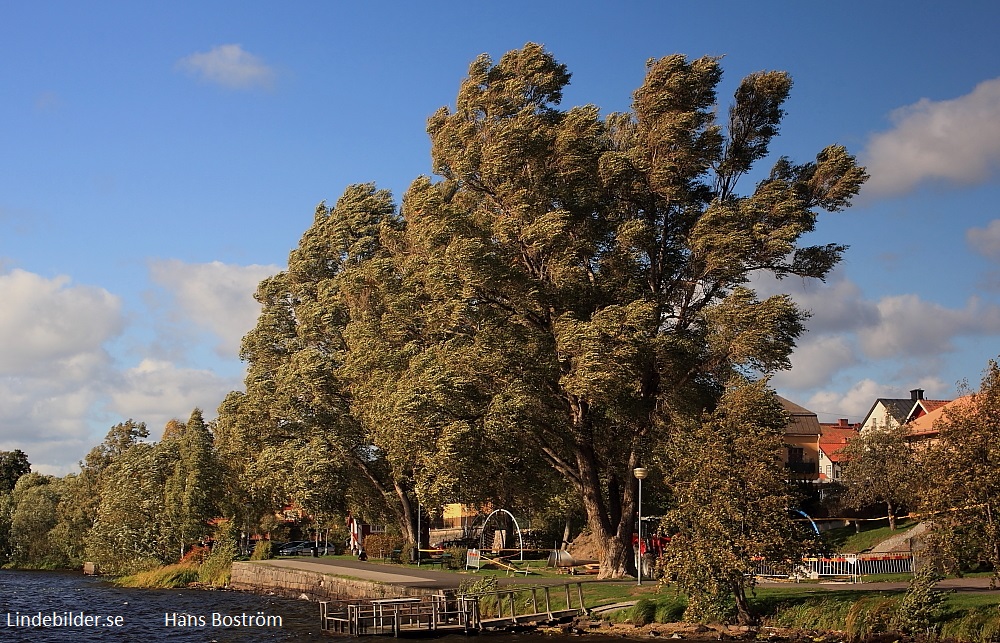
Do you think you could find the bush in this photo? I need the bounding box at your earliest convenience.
[892,567,947,635]
[364,533,404,559]
[199,520,237,587]
[250,540,273,560]
[115,562,199,588]
[444,545,467,570]
[630,598,657,626]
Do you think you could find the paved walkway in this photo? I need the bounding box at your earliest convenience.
[261,556,607,590]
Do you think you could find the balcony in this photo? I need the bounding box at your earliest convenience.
[785,460,818,475]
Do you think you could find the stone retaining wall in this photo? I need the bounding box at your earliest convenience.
[230,561,436,602]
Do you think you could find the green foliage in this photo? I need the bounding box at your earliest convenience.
[0,450,31,493]
[657,379,809,624]
[918,357,1000,583]
[364,533,404,559]
[840,420,916,530]
[231,43,866,580]
[444,545,466,569]
[0,492,12,564]
[630,598,657,626]
[938,604,1000,643]
[8,473,70,569]
[85,439,175,575]
[458,574,500,617]
[199,520,237,587]
[114,562,200,588]
[163,408,219,561]
[250,540,274,560]
[892,566,947,635]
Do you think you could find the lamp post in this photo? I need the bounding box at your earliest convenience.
[634,467,648,586]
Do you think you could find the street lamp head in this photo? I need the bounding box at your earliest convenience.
[633,467,648,480]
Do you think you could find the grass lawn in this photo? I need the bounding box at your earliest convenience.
[821,518,916,553]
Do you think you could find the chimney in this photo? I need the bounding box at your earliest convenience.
[838,418,850,426]
[910,388,925,401]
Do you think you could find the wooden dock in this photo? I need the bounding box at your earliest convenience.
[319,582,587,636]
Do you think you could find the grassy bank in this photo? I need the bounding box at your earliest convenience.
[599,585,1000,643]
[113,562,201,588]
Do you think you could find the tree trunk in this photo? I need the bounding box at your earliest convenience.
[730,579,757,626]
[887,501,896,530]
[393,480,417,544]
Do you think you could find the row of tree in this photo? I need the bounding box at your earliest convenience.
[0,412,216,575]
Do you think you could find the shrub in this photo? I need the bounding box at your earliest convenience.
[892,567,947,635]
[180,545,209,565]
[445,546,466,569]
[459,575,499,617]
[115,562,199,588]
[364,533,404,559]
[630,598,657,626]
[199,520,237,587]
[250,540,273,560]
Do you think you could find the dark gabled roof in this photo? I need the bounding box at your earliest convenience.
[861,398,916,428]
[777,395,822,436]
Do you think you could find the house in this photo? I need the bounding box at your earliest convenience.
[860,388,947,432]
[817,418,858,481]
[905,395,971,445]
[777,396,822,480]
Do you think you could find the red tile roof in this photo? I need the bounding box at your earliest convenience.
[819,425,857,462]
[907,396,972,437]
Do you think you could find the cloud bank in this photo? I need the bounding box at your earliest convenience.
[863,77,1000,196]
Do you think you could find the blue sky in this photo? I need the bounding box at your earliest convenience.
[3,1,1000,473]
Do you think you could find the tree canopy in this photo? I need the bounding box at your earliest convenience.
[0,449,31,493]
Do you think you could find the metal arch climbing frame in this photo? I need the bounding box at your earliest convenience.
[793,509,821,535]
[478,508,524,561]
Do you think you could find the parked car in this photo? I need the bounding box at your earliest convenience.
[277,541,313,556]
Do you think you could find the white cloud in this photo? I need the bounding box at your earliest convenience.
[751,270,878,334]
[804,379,891,422]
[105,358,240,436]
[0,270,125,473]
[863,77,1000,196]
[0,269,123,376]
[773,335,858,391]
[967,219,1000,261]
[858,294,1000,359]
[148,259,277,358]
[176,44,276,90]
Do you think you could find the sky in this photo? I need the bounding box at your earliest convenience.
[3,1,1000,474]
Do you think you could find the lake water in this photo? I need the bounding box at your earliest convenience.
[0,569,647,642]
[0,569,323,642]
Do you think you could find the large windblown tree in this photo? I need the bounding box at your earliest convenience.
[235,44,866,577]
[412,44,866,577]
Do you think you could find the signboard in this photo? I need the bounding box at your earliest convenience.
[466,548,481,570]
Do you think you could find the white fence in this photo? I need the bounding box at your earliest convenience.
[757,553,913,580]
